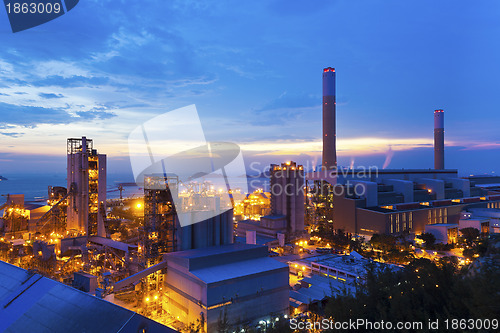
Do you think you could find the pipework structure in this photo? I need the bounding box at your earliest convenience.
[322,67,337,170]
[142,175,179,268]
[67,137,107,237]
[434,109,445,170]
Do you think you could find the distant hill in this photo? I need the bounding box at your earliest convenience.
[247,169,271,178]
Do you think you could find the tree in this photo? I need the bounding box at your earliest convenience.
[460,227,480,246]
[266,314,292,333]
[419,232,436,249]
[331,229,350,249]
[324,258,500,332]
[370,234,397,252]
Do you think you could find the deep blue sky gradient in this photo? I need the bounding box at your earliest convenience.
[0,0,499,177]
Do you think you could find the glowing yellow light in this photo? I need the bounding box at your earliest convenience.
[154,295,158,300]
[145,297,150,302]
[136,203,142,209]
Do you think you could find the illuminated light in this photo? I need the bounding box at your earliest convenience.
[154,295,158,300]
[145,297,150,302]
[136,203,142,209]
[301,266,306,271]
[286,161,291,165]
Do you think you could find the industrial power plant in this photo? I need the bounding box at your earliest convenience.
[1,68,499,333]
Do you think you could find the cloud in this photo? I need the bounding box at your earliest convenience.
[75,110,116,120]
[0,132,22,137]
[0,102,116,128]
[39,93,64,99]
[255,91,320,112]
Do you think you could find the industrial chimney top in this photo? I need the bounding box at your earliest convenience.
[323,67,335,72]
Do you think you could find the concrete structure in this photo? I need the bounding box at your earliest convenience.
[289,252,396,283]
[0,261,175,333]
[73,271,98,293]
[322,67,336,170]
[143,174,234,269]
[459,212,491,234]
[268,161,305,235]
[425,223,458,244]
[465,207,500,233]
[237,161,305,242]
[163,244,289,332]
[434,109,445,170]
[330,169,500,236]
[288,252,398,311]
[67,137,107,237]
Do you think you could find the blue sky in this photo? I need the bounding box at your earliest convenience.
[0,0,499,177]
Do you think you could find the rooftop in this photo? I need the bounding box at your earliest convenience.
[0,261,175,333]
[190,257,288,284]
[164,243,272,271]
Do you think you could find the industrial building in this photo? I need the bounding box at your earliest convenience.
[306,67,500,239]
[67,137,107,237]
[0,261,176,333]
[142,174,233,265]
[331,174,500,237]
[162,244,289,332]
[233,189,271,221]
[434,109,445,170]
[288,252,398,312]
[322,67,336,170]
[237,161,305,242]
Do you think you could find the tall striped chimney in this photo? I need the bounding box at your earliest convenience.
[322,67,336,170]
[434,109,444,170]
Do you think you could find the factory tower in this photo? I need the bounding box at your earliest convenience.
[434,109,445,170]
[67,137,107,237]
[322,67,336,170]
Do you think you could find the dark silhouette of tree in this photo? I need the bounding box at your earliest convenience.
[323,258,500,332]
[370,234,397,252]
[419,232,436,249]
[460,227,480,246]
[266,314,292,333]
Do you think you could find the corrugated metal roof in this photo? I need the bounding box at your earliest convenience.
[0,261,176,333]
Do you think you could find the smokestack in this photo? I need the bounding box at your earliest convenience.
[322,67,336,170]
[434,109,444,170]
